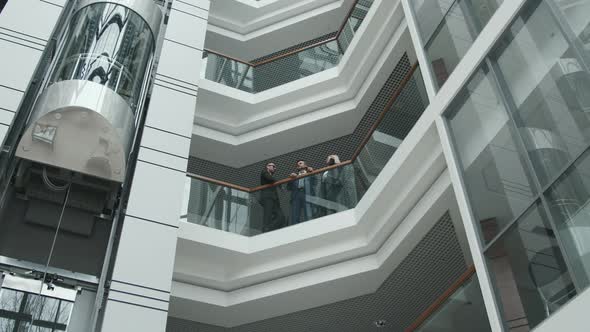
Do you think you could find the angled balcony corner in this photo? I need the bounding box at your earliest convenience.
[201,0,374,93]
[184,62,428,236]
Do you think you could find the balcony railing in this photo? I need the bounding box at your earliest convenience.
[185,62,430,236]
[201,0,374,93]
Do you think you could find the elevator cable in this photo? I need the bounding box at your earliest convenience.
[29,167,72,330]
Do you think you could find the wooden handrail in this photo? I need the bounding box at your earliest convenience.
[250,160,353,193]
[186,61,420,192]
[404,265,477,332]
[351,62,420,160]
[204,0,362,67]
[186,173,252,192]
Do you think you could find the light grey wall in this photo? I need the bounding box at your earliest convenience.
[0,0,65,144]
[532,288,590,332]
[100,1,211,331]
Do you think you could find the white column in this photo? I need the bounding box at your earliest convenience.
[399,0,438,99]
[0,0,64,143]
[436,117,505,332]
[99,1,210,331]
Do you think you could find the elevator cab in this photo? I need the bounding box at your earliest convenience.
[0,1,162,330]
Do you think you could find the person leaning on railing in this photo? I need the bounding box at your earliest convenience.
[259,162,286,232]
[319,155,344,216]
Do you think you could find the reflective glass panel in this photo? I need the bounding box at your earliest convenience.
[425,0,475,88]
[486,202,577,330]
[416,274,492,332]
[491,0,590,186]
[545,149,590,288]
[420,0,503,88]
[447,66,537,242]
[412,0,457,42]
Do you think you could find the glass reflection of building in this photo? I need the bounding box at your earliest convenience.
[444,0,590,330]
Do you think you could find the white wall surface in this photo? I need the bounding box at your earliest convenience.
[206,0,351,61]
[532,288,590,332]
[100,1,210,331]
[0,0,63,143]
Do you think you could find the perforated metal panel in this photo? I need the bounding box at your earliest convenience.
[188,54,416,188]
[166,212,469,332]
[251,32,338,64]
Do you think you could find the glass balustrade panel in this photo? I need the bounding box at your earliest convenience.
[415,274,492,332]
[186,178,253,236]
[203,0,375,92]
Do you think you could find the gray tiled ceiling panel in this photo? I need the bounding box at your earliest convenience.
[166,211,468,332]
[188,54,414,188]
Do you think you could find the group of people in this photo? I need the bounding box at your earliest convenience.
[259,155,355,232]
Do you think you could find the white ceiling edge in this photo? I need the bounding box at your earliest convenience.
[205,0,347,61]
[192,3,410,167]
[169,168,456,327]
[208,0,342,34]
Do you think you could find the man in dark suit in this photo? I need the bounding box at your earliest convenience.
[287,160,315,225]
[259,162,285,232]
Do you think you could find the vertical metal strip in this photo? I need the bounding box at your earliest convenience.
[399,0,438,99]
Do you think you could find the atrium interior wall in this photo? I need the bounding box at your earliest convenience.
[1,0,590,332]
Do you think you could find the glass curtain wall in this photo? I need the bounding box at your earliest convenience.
[411,0,503,88]
[445,0,590,329]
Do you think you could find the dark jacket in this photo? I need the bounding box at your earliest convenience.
[260,170,279,200]
[286,169,316,199]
